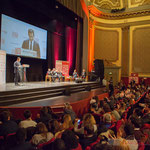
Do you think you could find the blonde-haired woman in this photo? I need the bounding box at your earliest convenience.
[74,113,97,134]
[31,122,54,145]
[60,114,74,130]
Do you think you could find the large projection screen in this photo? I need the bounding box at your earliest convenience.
[1,14,47,59]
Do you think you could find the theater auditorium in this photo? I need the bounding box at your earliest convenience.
[0,0,150,150]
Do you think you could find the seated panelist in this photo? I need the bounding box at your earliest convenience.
[81,69,86,80]
[45,68,52,81]
[47,68,52,76]
[73,69,78,79]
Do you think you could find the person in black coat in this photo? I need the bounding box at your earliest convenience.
[0,111,18,137]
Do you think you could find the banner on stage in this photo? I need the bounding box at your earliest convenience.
[0,50,6,84]
[56,60,69,77]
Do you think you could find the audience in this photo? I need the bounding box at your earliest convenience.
[0,82,149,150]
[31,122,54,145]
[19,110,37,128]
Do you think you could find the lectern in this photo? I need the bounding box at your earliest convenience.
[20,64,30,82]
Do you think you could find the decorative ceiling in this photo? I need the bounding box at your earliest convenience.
[89,0,150,9]
[89,0,123,9]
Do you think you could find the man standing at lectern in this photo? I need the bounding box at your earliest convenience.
[14,57,21,86]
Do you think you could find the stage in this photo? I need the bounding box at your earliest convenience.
[0,81,105,107]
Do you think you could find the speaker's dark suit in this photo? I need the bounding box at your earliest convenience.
[14,60,21,85]
[22,40,40,58]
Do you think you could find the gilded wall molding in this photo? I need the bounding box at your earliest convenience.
[89,0,123,9]
[128,0,150,8]
[88,5,150,19]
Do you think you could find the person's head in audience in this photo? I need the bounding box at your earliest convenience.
[83,113,96,126]
[64,102,72,110]
[124,123,134,138]
[36,122,48,135]
[47,106,53,114]
[62,114,73,129]
[84,123,94,137]
[133,108,143,118]
[52,138,66,150]
[130,116,142,128]
[24,110,32,120]
[16,128,27,144]
[103,113,111,124]
[103,104,111,113]
[99,100,104,108]
[48,68,51,71]
[40,106,49,117]
[48,119,60,134]
[61,129,78,150]
[0,111,11,123]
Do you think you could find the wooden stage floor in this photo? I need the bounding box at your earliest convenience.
[0,81,95,92]
[0,81,106,107]
[9,88,105,107]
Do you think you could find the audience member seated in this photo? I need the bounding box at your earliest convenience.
[12,128,33,150]
[19,110,37,128]
[79,123,97,150]
[52,138,66,150]
[102,104,114,127]
[62,129,82,150]
[0,111,18,136]
[31,122,54,145]
[110,106,121,121]
[102,77,107,86]
[130,116,145,144]
[74,113,97,135]
[124,123,138,150]
[35,106,52,127]
[64,102,76,122]
[90,96,99,113]
[117,102,126,116]
[60,114,74,131]
[48,119,61,138]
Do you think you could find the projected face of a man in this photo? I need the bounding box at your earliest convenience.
[28,32,34,42]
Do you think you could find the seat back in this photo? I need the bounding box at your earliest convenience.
[37,137,55,150]
[85,137,101,150]
[5,132,17,150]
